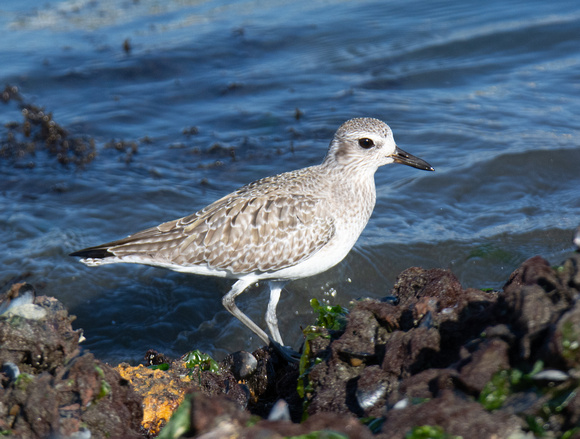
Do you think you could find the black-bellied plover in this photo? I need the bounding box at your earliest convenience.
[71,118,434,351]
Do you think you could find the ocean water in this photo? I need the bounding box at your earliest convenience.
[1,0,579,362]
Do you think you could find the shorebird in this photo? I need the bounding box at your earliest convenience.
[71,118,434,352]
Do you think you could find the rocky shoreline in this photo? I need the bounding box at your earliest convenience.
[1,251,579,438]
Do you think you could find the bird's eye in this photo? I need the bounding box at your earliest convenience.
[358,138,375,149]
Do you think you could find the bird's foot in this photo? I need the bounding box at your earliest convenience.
[268,338,301,363]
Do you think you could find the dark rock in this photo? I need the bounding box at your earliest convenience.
[503,284,556,358]
[546,301,580,369]
[228,351,259,380]
[380,390,520,439]
[333,302,383,360]
[501,256,578,360]
[558,253,580,291]
[5,251,580,438]
[296,254,580,439]
[566,388,580,427]
[0,288,81,375]
[144,349,171,366]
[395,368,459,402]
[391,266,435,307]
[392,267,463,309]
[67,354,143,438]
[189,391,250,436]
[0,362,20,385]
[296,412,374,438]
[244,347,301,421]
[355,365,390,416]
[0,286,143,438]
[503,255,555,293]
[185,391,374,438]
[381,327,440,377]
[457,338,510,394]
[358,298,402,331]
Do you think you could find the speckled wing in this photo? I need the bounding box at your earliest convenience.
[88,177,335,274]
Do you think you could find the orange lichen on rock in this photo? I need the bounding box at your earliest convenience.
[115,363,195,436]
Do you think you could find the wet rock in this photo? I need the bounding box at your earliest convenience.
[0,362,20,384]
[191,394,373,439]
[358,298,402,331]
[457,338,510,394]
[503,255,555,292]
[162,391,374,438]
[0,282,36,316]
[381,390,521,439]
[296,253,580,439]
[292,412,374,439]
[239,347,301,420]
[503,283,556,359]
[566,389,580,427]
[5,250,580,438]
[144,349,171,366]
[395,368,459,402]
[227,351,258,380]
[546,300,580,369]
[502,256,578,360]
[0,284,81,375]
[0,284,143,438]
[189,392,250,436]
[332,302,384,360]
[392,267,463,310]
[381,327,440,377]
[355,365,389,416]
[560,253,580,291]
[116,345,300,435]
[64,354,143,438]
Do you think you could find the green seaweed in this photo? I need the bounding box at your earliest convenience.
[479,361,544,411]
[14,373,34,391]
[479,369,511,411]
[562,428,580,439]
[560,320,580,362]
[149,363,170,371]
[183,350,219,373]
[297,299,348,419]
[297,326,325,399]
[404,425,462,439]
[97,379,112,400]
[309,298,348,332]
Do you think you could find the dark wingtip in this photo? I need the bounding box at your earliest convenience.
[70,247,114,259]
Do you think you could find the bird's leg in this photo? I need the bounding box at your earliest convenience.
[265,281,301,363]
[222,279,269,344]
[265,281,287,345]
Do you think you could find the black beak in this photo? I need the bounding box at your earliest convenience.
[391,146,434,171]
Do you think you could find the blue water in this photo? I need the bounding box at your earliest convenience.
[1,0,579,362]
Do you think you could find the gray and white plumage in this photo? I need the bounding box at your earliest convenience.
[71,118,434,349]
